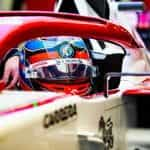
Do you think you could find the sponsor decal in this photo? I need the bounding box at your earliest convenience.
[43,104,77,128]
[56,58,82,65]
[98,116,114,150]
[59,44,74,58]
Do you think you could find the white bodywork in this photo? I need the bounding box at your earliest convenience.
[0,90,129,150]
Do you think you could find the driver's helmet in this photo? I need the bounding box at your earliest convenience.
[19,36,96,96]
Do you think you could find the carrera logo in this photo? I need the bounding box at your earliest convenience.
[43,104,77,128]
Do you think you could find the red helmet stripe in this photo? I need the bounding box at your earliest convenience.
[29,52,60,64]
[75,51,90,59]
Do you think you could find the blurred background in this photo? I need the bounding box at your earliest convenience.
[0,0,149,11]
[0,0,12,10]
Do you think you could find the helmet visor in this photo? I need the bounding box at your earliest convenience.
[24,58,96,81]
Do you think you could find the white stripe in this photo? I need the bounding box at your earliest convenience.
[30,59,91,69]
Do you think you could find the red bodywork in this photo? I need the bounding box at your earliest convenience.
[25,0,55,11]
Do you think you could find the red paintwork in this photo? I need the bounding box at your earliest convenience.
[0,94,68,116]
[144,0,150,10]
[123,88,150,96]
[0,11,141,61]
[0,81,5,91]
[124,78,150,95]
[25,0,55,11]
